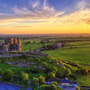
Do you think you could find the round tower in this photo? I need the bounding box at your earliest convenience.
[17,37,20,43]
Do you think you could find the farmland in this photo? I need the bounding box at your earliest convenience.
[21,39,90,65]
[1,34,90,86]
[43,41,90,65]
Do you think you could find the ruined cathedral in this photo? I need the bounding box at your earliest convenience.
[0,37,22,53]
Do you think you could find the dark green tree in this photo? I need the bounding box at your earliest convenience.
[1,70,14,82]
[0,68,2,76]
[48,72,55,79]
[30,77,39,90]
[39,75,45,85]
[22,79,29,86]
[75,86,80,90]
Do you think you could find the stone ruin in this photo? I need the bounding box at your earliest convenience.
[0,37,22,53]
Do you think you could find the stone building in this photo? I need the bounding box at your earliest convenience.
[0,37,22,53]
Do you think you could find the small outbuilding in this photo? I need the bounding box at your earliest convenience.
[52,43,62,48]
[69,81,77,86]
[61,77,69,86]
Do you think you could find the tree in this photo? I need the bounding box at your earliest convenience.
[44,66,51,73]
[40,84,59,90]
[31,66,39,73]
[30,77,39,90]
[0,68,2,76]
[47,40,51,43]
[48,72,55,79]
[13,75,18,81]
[66,69,71,74]
[39,85,46,90]
[80,67,88,75]
[75,86,80,90]
[22,79,29,86]
[22,73,29,80]
[39,75,45,85]
[40,41,45,44]
[52,67,57,74]
[1,70,14,82]
[50,84,57,90]
[18,71,28,81]
[34,41,36,43]
[43,62,47,68]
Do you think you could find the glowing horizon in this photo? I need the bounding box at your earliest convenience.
[0,0,90,34]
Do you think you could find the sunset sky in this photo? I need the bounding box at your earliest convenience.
[0,0,90,34]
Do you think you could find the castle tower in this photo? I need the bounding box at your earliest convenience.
[14,39,17,44]
[11,38,14,44]
[17,37,22,51]
[17,37,20,43]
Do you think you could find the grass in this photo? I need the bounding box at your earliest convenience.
[0,55,65,80]
[1,39,90,86]
[0,62,46,80]
[20,40,90,86]
[76,73,90,86]
[21,39,54,51]
[42,41,90,65]
[21,39,90,64]
[29,73,46,80]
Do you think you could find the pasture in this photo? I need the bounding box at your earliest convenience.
[43,41,90,65]
[21,39,90,65]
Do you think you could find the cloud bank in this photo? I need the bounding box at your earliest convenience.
[0,0,90,27]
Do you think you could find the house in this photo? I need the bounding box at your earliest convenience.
[61,77,69,86]
[69,81,77,86]
[57,79,62,85]
[52,43,62,48]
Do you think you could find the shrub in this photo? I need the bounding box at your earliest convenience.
[0,68,2,76]
[31,66,39,73]
[19,55,28,59]
[36,58,41,63]
[18,71,28,81]
[39,75,45,85]
[69,74,77,80]
[66,69,71,74]
[52,67,57,74]
[13,75,18,81]
[1,70,14,82]
[43,62,47,68]
[40,84,60,90]
[80,67,88,75]
[34,41,36,43]
[44,66,52,73]
[75,86,80,90]
[22,73,29,80]
[22,79,29,86]
[48,72,55,79]
[30,77,39,89]
[62,66,66,70]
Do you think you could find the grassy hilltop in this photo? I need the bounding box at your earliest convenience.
[20,39,90,86]
[1,35,90,86]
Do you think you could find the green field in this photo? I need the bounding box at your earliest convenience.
[2,39,86,86]
[21,39,54,51]
[0,55,65,80]
[21,40,90,65]
[43,41,90,65]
